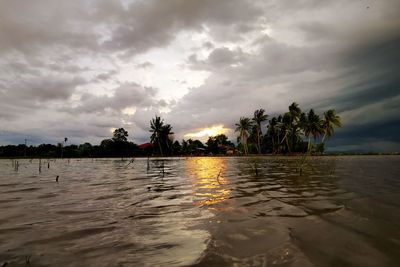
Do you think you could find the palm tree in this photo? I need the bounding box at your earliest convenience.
[288,102,302,152]
[181,139,189,154]
[267,117,278,153]
[161,124,174,154]
[275,115,283,153]
[248,124,259,152]
[235,117,253,155]
[321,109,342,143]
[289,102,302,118]
[301,109,324,151]
[150,116,164,156]
[252,109,268,154]
[279,113,292,153]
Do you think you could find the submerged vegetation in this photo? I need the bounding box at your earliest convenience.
[0,102,341,158]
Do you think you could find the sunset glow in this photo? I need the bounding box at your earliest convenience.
[184,125,230,140]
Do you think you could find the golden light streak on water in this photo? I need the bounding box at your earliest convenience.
[186,157,231,206]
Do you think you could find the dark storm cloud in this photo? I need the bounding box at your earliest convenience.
[0,0,262,65]
[0,76,85,118]
[326,119,400,152]
[337,120,400,143]
[0,1,97,55]
[334,36,400,110]
[14,76,85,101]
[188,47,248,70]
[64,83,158,114]
[101,0,262,52]
[309,32,400,151]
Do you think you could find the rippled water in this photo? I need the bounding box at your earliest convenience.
[0,156,399,267]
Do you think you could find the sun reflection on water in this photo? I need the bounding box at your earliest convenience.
[186,157,231,206]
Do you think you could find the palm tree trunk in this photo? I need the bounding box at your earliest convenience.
[307,136,311,151]
[280,132,290,154]
[257,125,261,154]
[271,138,275,154]
[165,137,171,155]
[157,134,163,156]
[286,136,291,153]
[277,135,280,154]
[243,135,248,155]
[321,131,327,143]
[291,128,296,152]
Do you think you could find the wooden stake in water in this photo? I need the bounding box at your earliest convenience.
[39,158,42,173]
[125,158,134,168]
[25,255,31,266]
[216,170,222,184]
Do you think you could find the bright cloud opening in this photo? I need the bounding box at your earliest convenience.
[184,125,230,140]
[121,107,137,116]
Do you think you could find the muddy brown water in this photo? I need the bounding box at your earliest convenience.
[0,156,399,267]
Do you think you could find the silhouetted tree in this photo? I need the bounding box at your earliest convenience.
[235,117,253,155]
[112,128,128,142]
[321,109,342,143]
[252,109,268,154]
[300,109,324,150]
[172,140,182,155]
[150,116,165,156]
[206,134,234,154]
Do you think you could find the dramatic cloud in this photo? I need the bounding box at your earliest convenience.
[0,0,399,151]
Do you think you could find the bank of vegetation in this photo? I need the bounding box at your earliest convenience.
[0,102,341,158]
[235,102,341,155]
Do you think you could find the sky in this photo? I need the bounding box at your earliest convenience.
[0,0,399,152]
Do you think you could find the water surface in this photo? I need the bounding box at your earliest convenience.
[0,156,399,266]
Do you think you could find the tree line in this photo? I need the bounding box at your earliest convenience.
[0,102,341,158]
[235,102,341,155]
[0,127,230,158]
[148,115,235,156]
[0,128,142,158]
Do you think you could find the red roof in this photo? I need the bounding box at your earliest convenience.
[138,143,154,149]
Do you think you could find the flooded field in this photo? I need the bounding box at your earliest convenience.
[0,156,399,267]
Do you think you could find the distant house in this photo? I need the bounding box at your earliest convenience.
[138,143,153,150]
[226,146,238,155]
[219,144,236,155]
[226,148,235,155]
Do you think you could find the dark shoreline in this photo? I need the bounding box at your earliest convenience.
[1,153,399,160]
